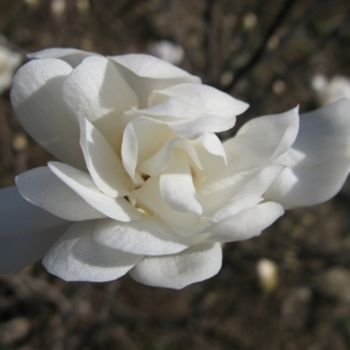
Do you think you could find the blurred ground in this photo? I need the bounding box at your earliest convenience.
[1,0,350,349]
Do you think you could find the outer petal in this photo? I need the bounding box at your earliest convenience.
[79,116,130,197]
[48,161,142,222]
[265,158,350,209]
[224,107,299,170]
[43,221,143,282]
[206,202,284,242]
[63,56,138,150]
[93,217,189,256]
[0,224,70,274]
[0,186,67,237]
[16,167,106,221]
[28,48,99,68]
[277,99,350,167]
[110,54,201,107]
[267,99,350,208]
[10,58,85,169]
[129,242,222,289]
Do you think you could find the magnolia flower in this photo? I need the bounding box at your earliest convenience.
[0,40,22,95]
[1,48,350,289]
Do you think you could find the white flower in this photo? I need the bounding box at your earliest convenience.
[1,48,350,289]
[0,40,22,95]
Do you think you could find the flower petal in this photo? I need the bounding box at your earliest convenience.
[79,116,130,197]
[63,56,138,150]
[224,107,299,170]
[0,224,70,274]
[121,117,174,183]
[28,47,99,68]
[159,150,202,215]
[138,137,179,177]
[277,100,350,167]
[0,186,67,238]
[43,221,143,282]
[110,54,201,107]
[10,58,85,169]
[197,165,284,217]
[48,161,142,222]
[149,83,249,138]
[125,97,235,139]
[16,167,106,221]
[193,133,227,172]
[93,217,189,256]
[265,158,350,209]
[233,164,286,200]
[139,137,202,178]
[267,99,350,208]
[129,242,222,289]
[150,83,248,115]
[206,196,263,226]
[206,202,284,242]
[134,176,202,235]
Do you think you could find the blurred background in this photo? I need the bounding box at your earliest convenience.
[1,0,350,349]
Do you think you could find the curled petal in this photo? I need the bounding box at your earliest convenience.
[94,217,189,256]
[16,167,106,221]
[10,58,85,169]
[129,242,222,289]
[43,221,143,282]
[48,161,142,222]
[0,186,67,238]
[110,54,200,107]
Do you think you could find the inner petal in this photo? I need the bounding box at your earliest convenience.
[159,150,202,215]
[121,116,175,183]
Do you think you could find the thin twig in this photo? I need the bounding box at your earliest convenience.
[224,0,297,93]
[204,0,219,86]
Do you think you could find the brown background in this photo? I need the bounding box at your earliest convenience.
[1,0,350,349]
